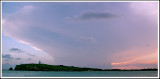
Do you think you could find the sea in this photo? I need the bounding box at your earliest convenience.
[2,70,158,77]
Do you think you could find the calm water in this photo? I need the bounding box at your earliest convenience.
[2,70,158,77]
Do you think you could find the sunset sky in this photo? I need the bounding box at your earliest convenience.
[2,2,158,69]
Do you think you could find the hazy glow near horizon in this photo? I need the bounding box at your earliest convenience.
[2,2,158,69]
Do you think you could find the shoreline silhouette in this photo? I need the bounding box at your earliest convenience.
[12,63,158,71]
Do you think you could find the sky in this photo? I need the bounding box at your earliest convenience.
[2,2,158,69]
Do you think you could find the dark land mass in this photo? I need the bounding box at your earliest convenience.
[14,64,158,71]
[9,67,13,70]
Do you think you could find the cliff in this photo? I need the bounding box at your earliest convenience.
[14,64,102,71]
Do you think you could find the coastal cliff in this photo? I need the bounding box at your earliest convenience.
[14,64,103,71]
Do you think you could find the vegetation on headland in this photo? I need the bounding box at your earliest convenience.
[14,63,158,71]
[14,64,103,71]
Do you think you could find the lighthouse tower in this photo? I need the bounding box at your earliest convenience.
[38,61,42,64]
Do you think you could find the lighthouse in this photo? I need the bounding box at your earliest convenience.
[38,61,42,64]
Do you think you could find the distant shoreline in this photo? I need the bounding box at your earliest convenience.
[11,64,158,71]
